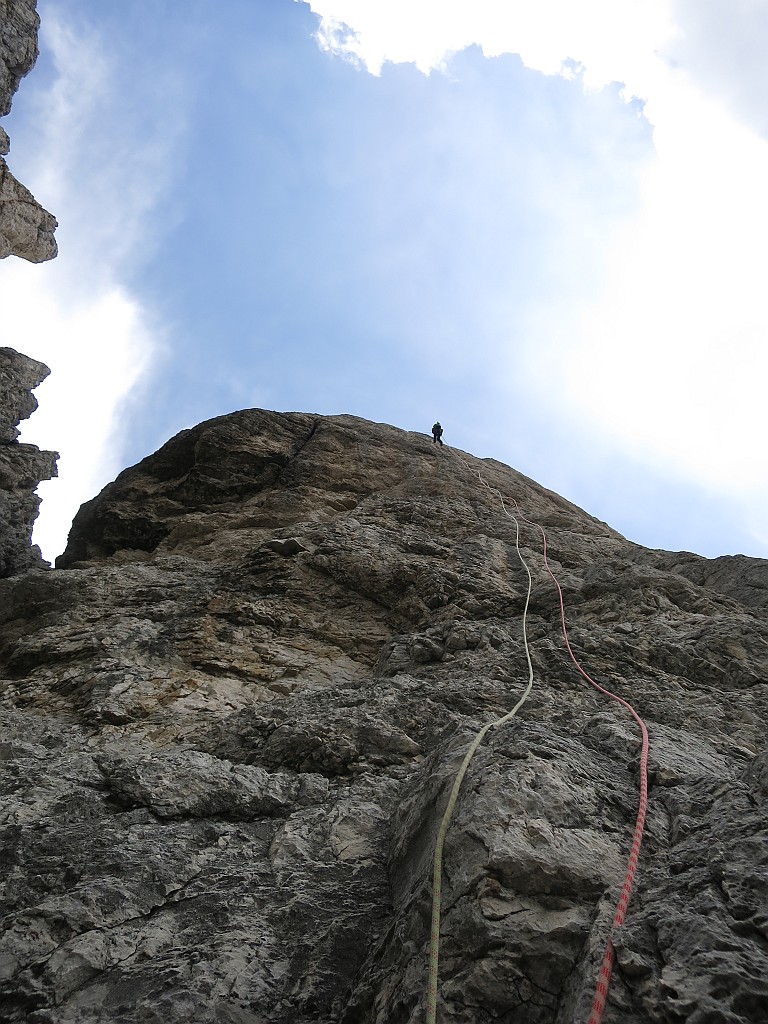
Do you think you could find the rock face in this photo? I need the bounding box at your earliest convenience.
[1,408,766,1024]
[0,0,57,262]
[0,0,38,115]
[0,345,57,576]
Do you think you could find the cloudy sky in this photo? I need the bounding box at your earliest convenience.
[3,0,767,562]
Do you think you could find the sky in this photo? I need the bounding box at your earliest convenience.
[2,0,767,562]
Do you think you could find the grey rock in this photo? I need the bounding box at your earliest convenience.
[0,0,57,263]
[1,408,767,1023]
[0,0,38,117]
[0,347,57,577]
[1,7,764,1021]
[0,345,49,442]
[0,156,57,262]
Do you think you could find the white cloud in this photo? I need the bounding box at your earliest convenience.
[559,78,768,490]
[304,0,675,91]
[666,0,768,139]
[303,0,768,554]
[5,8,186,562]
[7,263,159,561]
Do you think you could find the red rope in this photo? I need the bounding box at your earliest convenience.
[448,451,649,1021]
[512,503,649,1024]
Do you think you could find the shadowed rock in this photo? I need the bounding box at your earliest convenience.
[0,346,57,576]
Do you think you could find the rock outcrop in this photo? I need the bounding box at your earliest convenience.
[0,0,57,262]
[1,409,766,1024]
[0,345,57,576]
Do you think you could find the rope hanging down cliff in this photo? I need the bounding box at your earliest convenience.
[504,493,650,1024]
[425,475,537,1024]
[424,446,649,1024]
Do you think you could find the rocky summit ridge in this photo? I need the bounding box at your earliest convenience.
[0,403,767,1024]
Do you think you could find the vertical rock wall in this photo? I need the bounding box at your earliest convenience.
[0,346,57,575]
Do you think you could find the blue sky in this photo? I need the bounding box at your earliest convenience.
[3,0,768,561]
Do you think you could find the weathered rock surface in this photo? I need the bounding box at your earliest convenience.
[0,346,57,577]
[0,0,38,116]
[0,0,57,262]
[1,408,766,1024]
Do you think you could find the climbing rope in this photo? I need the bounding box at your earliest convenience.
[506,498,649,1024]
[425,446,649,1024]
[426,462,537,1024]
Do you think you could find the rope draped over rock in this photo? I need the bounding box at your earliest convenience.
[425,470,536,1024]
[425,446,650,1024]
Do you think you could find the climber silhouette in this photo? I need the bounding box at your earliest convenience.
[431,422,443,446]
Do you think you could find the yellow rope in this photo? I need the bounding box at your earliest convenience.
[425,452,536,1023]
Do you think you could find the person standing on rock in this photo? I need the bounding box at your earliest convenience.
[431,422,444,446]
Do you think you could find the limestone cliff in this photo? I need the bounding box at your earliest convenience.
[1,409,766,1024]
[0,0,57,262]
[0,345,56,576]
